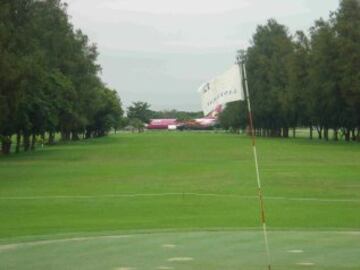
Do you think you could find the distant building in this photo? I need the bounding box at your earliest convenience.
[147,117,218,130]
[147,119,178,130]
[194,118,217,127]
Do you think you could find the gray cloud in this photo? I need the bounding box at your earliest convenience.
[65,0,339,111]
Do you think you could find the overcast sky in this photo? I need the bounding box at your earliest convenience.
[65,0,339,111]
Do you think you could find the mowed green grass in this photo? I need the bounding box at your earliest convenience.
[0,132,359,269]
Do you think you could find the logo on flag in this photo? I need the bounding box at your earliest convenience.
[198,64,244,116]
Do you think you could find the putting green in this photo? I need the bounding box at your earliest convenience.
[0,230,359,270]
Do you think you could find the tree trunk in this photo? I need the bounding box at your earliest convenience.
[71,132,80,141]
[61,131,71,141]
[283,127,289,138]
[345,129,350,142]
[41,133,46,148]
[324,128,329,141]
[85,129,92,139]
[333,129,339,141]
[1,136,12,155]
[48,132,55,145]
[24,134,31,152]
[31,134,36,151]
[310,126,313,140]
[16,133,21,153]
[271,129,281,137]
[316,126,323,139]
[351,129,356,141]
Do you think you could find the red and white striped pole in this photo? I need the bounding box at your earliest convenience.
[237,52,272,270]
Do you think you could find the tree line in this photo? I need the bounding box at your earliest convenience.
[220,0,360,142]
[0,0,124,155]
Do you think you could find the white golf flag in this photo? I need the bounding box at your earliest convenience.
[198,64,244,116]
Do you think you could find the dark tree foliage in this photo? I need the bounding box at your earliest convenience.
[288,31,311,138]
[246,19,294,138]
[219,101,247,133]
[0,0,123,154]
[127,102,152,124]
[309,19,341,140]
[333,0,360,141]
[220,0,360,142]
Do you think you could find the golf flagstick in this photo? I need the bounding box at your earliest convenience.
[237,52,272,270]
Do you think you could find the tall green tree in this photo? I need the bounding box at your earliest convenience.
[246,19,294,137]
[287,31,312,138]
[333,0,360,141]
[127,102,152,124]
[219,101,248,133]
[309,19,342,140]
[0,0,124,154]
